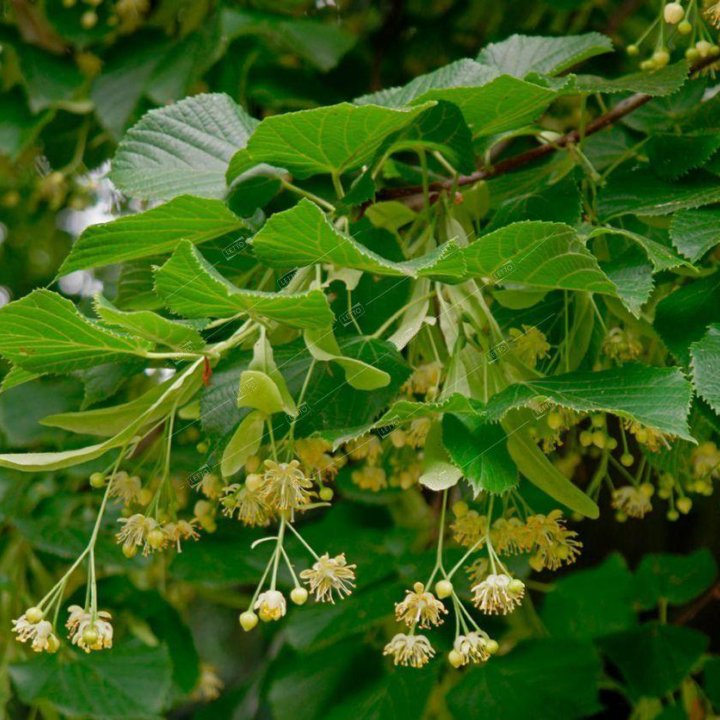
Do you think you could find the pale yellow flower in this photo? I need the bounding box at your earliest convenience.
[254,590,286,622]
[524,510,582,571]
[612,485,653,519]
[163,519,201,552]
[395,582,447,628]
[509,325,550,368]
[602,327,642,362]
[346,435,383,464]
[383,633,435,668]
[66,605,113,653]
[116,513,159,556]
[221,483,273,527]
[351,465,387,491]
[109,471,142,505]
[12,613,59,653]
[471,574,525,615]
[300,553,356,603]
[452,631,494,666]
[260,460,314,511]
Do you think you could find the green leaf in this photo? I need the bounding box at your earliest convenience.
[221,9,355,72]
[380,100,476,172]
[447,639,602,720]
[487,365,693,439]
[599,244,654,317]
[250,198,465,281]
[226,102,432,181]
[505,417,599,518]
[237,370,289,415]
[647,132,720,181]
[304,327,391,391]
[0,90,53,159]
[9,641,172,720]
[0,362,202,470]
[705,658,720,710]
[58,195,245,275]
[691,325,720,414]
[633,549,718,609]
[477,33,613,77]
[354,58,499,107]
[464,221,616,295]
[670,208,720,262]
[442,413,517,495]
[542,554,636,639]
[418,420,463,491]
[155,240,334,328]
[598,169,720,219]
[111,93,257,200]
[601,623,708,699]
[13,43,86,113]
[324,663,439,720]
[571,61,688,97]
[655,275,720,363]
[41,373,200,437]
[221,409,264,478]
[587,226,687,272]
[93,295,205,351]
[0,366,40,394]
[0,290,152,374]
[413,76,558,137]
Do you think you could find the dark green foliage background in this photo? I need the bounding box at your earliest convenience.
[1,1,720,719]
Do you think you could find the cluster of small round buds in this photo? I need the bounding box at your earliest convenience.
[687,40,720,61]
[579,429,617,451]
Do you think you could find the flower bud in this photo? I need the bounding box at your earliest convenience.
[663,3,684,24]
[82,626,99,646]
[627,44,639,56]
[653,49,671,67]
[239,611,258,631]
[435,580,453,599]
[89,472,106,488]
[245,474,263,493]
[620,453,634,467]
[676,496,692,514]
[319,487,334,502]
[448,649,464,668]
[147,528,166,550]
[290,587,309,605]
[678,20,692,34]
[485,639,499,655]
[26,607,44,624]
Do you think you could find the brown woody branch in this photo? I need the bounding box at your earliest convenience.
[372,55,718,206]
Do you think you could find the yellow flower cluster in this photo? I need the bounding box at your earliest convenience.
[451,504,582,572]
[116,514,200,557]
[12,604,114,655]
[401,362,443,399]
[509,325,550,368]
[602,327,643,362]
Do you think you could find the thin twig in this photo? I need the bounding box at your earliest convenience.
[368,56,718,208]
